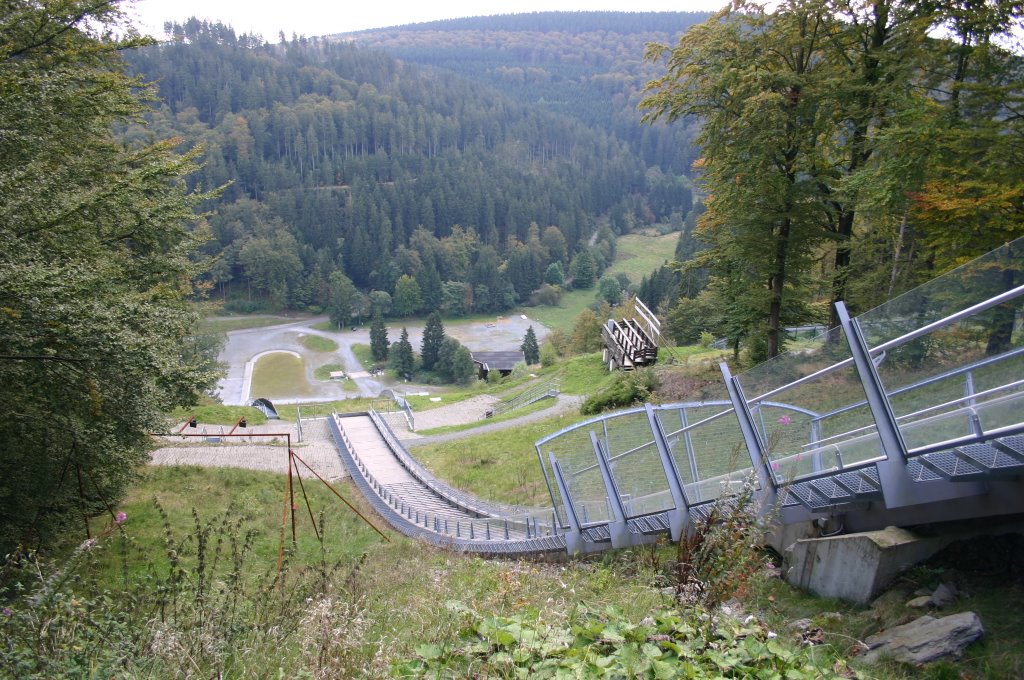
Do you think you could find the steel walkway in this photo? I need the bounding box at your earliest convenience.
[331,238,1024,556]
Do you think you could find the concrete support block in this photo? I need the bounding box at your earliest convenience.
[783,526,948,604]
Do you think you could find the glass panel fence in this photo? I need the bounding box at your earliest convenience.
[657,403,756,503]
[857,238,1024,452]
[736,327,883,484]
[603,410,673,518]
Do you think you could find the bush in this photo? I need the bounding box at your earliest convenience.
[528,283,562,306]
[399,599,840,678]
[580,369,657,415]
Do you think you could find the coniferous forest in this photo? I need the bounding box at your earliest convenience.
[123,16,702,318]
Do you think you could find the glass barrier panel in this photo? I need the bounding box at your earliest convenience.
[602,410,672,517]
[857,237,1022,348]
[735,326,883,483]
[673,405,755,504]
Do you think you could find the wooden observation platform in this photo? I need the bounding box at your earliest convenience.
[601,297,662,371]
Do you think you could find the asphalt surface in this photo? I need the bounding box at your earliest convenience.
[214,314,549,406]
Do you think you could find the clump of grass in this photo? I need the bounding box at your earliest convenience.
[300,334,339,353]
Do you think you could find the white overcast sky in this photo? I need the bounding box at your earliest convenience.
[128,0,729,40]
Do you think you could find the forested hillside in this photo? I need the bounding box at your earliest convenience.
[337,12,710,178]
[124,19,696,316]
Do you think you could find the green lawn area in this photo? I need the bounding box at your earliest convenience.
[411,413,590,507]
[351,342,373,368]
[198,315,302,334]
[416,396,555,436]
[521,229,679,332]
[312,362,346,381]
[250,351,311,398]
[169,402,268,428]
[612,231,679,284]
[299,334,338,352]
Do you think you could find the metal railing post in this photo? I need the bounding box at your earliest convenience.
[679,407,701,502]
[646,403,690,541]
[549,454,583,555]
[721,362,775,495]
[590,432,630,548]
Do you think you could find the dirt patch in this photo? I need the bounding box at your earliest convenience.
[408,395,500,431]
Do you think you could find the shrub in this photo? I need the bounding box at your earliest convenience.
[672,475,772,608]
[580,369,657,414]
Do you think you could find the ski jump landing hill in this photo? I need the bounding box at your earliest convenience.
[329,239,1024,560]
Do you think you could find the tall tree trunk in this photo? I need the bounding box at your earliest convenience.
[769,217,792,358]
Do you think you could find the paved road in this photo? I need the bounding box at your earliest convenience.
[214,314,549,406]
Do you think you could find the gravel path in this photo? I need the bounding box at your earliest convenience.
[401,394,586,447]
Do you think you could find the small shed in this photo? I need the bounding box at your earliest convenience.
[471,350,525,380]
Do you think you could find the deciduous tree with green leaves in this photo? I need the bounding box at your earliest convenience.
[327,271,357,328]
[643,1,841,359]
[0,0,219,555]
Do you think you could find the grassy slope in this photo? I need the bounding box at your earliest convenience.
[37,466,666,677]
[524,230,679,332]
[60,465,1019,679]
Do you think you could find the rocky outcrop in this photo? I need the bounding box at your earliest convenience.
[860,612,983,665]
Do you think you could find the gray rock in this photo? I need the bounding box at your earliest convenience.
[788,618,814,632]
[860,612,984,665]
[906,595,934,609]
[931,583,958,608]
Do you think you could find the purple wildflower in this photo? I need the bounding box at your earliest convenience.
[115,511,127,524]
[2,607,11,617]
[777,415,792,425]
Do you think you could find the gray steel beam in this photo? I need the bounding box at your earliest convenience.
[721,362,775,495]
[836,301,986,508]
[590,432,630,548]
[646,403,690,541]
[549,453,582,554]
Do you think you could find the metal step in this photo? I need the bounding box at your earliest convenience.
[955,441,1024,476]
[627,512,671,535]
[832,467,883,498]
[907,458,944,482]
[918,450,987,480]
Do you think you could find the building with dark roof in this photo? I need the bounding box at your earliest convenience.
[470,350,525,380]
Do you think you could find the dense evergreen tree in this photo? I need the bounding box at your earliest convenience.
[569,249,597,289]
[521,326,540,365]
[420,312,445,370]
[390,327,415,377]
[0,0,217,554]
[121,21,685,313]
[369,312,389,362]
[544,262,565,286]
